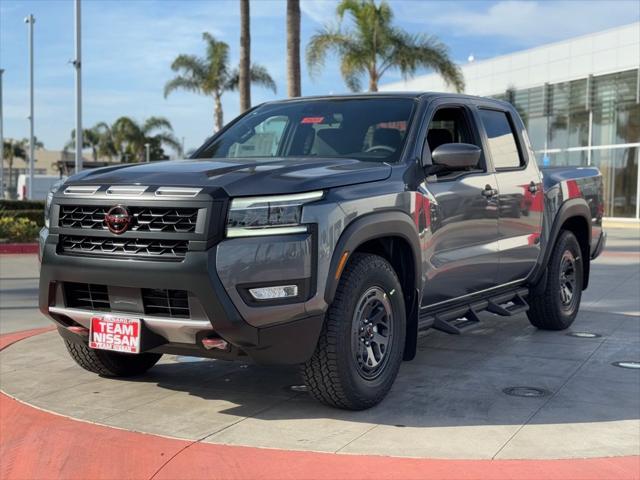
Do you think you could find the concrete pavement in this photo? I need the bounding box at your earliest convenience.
[0,228,638,462]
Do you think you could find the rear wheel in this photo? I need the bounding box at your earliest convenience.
[528,230,583,330]
[302,253,405,410]
[63,339,162,377]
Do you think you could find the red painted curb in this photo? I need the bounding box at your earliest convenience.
[0,243,39,254]
[1,329,639,480]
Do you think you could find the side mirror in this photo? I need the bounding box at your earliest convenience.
[430,143,481,171]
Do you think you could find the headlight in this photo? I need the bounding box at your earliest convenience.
[44,179,65,228]
[226,191,323,238]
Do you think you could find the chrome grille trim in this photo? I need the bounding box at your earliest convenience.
[106,185,148,196]
[60,235,188,260]
[58,205,198,233]
[64,185,100,196]
[155,187,202,197]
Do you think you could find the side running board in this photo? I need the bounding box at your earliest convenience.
[420,288,529,335]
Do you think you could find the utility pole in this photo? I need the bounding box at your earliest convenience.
[144,143,150,163]
[73,0,83,173]
[0,69,5,199]
[25,14,35,200]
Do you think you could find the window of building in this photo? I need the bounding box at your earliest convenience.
[478,109,523,169]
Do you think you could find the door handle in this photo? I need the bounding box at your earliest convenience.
[482,185,498,197]
[528,181,538,194]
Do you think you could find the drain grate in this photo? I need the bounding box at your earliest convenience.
[289,385,309,393]
[612,361,640,370]
[566,332,601,338]
[503,386,550,398]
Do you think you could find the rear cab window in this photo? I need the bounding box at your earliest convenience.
[478,109,524,170]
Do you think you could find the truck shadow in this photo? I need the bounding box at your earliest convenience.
[123,309,640,429]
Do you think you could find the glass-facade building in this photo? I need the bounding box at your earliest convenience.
[382,23,640,218]
[492,68,639,218]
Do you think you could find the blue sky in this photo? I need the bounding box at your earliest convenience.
[1,0,639,154]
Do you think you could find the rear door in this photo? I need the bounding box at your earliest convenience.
[419,100,500,307]
[474,104,544,284]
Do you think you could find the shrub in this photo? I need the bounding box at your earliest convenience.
[0,200,45,211]
[0,200,45,228]
[0,217,41,243]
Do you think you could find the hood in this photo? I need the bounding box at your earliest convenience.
[66,158,392,196]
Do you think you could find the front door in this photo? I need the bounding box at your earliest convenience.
[419,103,501,307]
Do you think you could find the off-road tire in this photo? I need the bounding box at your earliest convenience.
[302,253,405,410]
[64,339,162,377]
[527,230,583,330]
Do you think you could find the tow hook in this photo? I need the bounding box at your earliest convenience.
[202,337,229,351]
[66,325,89,336]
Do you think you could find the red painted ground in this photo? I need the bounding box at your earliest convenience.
[1,329,639,480]
[0,243,39,254]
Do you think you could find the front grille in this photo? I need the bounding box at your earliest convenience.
[60,235,188,260]
[65,282,110,311]
[142,288,190,318]
[58,205,198,233]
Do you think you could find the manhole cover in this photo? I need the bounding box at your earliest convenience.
[503,386,550,398]
[566,332,601,338]
[612,361,640,369]
[289,385,309,393]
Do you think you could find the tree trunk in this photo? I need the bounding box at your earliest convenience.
[7,158,13,198]
[286,0,301,97]
[369,75,378,92]
[239,0,251,112]
[214,94,224,132]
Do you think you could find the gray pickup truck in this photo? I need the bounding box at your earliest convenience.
[39,93,606,410]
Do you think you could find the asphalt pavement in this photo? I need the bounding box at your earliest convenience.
[0,227,638,460]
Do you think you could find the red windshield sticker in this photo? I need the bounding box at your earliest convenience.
[301,116,324,124]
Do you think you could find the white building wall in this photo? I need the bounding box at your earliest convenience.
[380,22,640,95]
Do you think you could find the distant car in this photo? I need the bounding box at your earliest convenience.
[39,93,606,410]
[17,174,64,201]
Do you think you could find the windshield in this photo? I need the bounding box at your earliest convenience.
[196,98,416,163]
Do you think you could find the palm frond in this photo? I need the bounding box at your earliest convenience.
[249,64,277,93]
[306,28,354,77]
[389,31,465,92]
[143,116,173,135]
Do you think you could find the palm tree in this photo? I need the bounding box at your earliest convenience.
[110,116,182,162]
[64,125,103,162]
[164,33,277,132]
[306,0,464,93]
[239,0,251,112]
[2,139,27,196]
[287,0,302,97]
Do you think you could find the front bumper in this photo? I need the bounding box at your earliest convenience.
[39,231,324,365]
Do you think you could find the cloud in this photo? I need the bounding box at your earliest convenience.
[300,0,339,25]
[424,1,640,45]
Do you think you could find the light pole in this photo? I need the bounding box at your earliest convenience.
[144,143,150,163]
[0,68,5,199]
[73,0,82,173]
[25,14,35,200]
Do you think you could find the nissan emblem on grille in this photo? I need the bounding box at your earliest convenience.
[105,205,131,234]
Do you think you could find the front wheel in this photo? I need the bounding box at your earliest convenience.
[527,230,583,330]
[302,253,405,410]
[63,338,162,377]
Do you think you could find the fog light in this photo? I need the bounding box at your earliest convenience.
[249,285,298,300]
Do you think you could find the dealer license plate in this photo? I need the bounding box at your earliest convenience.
[89,315,141,354]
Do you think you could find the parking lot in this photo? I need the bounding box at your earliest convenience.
[1,227,638,477]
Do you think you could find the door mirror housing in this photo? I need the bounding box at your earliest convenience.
[430,143,481,171]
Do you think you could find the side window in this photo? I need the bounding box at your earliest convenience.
[478,109,523,169]
[427,107,477,151]
[425,106,483,174]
